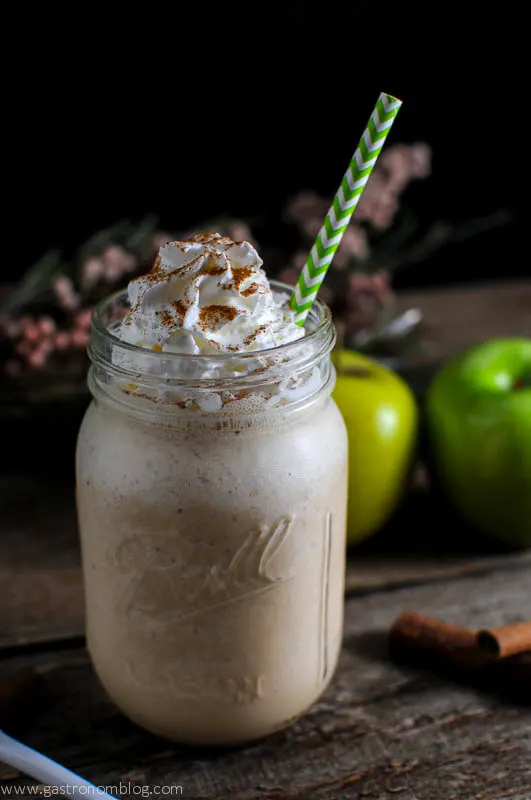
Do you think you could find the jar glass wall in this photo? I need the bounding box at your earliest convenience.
[76,283,348,744]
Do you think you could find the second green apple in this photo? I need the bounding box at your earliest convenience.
[425,338,531,546]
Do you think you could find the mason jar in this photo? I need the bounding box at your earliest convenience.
[76,282,348,745]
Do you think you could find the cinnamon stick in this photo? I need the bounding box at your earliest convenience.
[477,622,531,659]
[389,610,488,669]
[390,611,531,666]
[388,611,531,702]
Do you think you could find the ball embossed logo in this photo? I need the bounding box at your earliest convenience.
[111,516,295,633]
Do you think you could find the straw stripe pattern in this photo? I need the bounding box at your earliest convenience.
[290,93,402,325]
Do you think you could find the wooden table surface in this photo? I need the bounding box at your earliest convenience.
[395,279,531,359]
[1,280,530,799]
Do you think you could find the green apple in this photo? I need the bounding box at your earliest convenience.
[332,349,418,546]
[425,338,531,546]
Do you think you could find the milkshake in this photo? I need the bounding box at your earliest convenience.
[76,233,348,744]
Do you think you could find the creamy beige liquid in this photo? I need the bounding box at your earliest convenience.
[76,394,347,744]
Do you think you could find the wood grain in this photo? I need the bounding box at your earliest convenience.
[1,563,529,799]
[396,279,531,363]
[0,473,82,649]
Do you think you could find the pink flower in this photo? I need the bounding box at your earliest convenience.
[284,191,329,227]
[348,273,372,292]
[351,143,432,232]
[356,193,398,231]
[74,308,93,330]
[81,257,105,291]
[408,142,431,179]
[70,329,89,348]
[39,338,54,356]
[379,147,412,193]
[346,270,392,325]
[372,200,399,231]
[101,245,137,283]
[27,349,48,369]
[38,316,56,336]
[53,331,71,351]
[354,170,399,231]
[228,222,253,243]
[299,216,323,240]
[23,323,41,343]
[334,226,369,268]
[380,143,432,193]
[53,276,80,312]
[371,270,392,303]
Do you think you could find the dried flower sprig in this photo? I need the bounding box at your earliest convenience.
[279,143,510,350]
[0,142,512,385]
[0,218,161,377]
[278,143,432,346]
[0,215,258,378]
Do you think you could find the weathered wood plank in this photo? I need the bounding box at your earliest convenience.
[1,563,530,799]
[344,549,531,594]
[0,472,82,648]
[396,279,531,362]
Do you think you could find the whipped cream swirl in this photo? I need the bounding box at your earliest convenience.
[120,233,303,355]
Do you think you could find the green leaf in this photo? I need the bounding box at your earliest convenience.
[2,249,63,312]
[77,220,132,261]
[125,214,160,251]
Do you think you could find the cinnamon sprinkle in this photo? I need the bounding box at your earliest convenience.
[241,283,264,297]
[190,232,234,247]
[160,310,174,328]
[172,300,187,321]
[243,324,267,347]
[231,267,254,289]
[203,264,226,276]
[199,304,239,332]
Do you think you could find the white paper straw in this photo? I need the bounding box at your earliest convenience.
[0,730,115,798]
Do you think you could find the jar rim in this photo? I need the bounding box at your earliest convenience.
[90,280,332,363]
[88,280,336,418]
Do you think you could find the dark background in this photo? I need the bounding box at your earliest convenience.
[5,4,522,290]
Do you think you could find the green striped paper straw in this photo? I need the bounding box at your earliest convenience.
[290,92,402,325]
